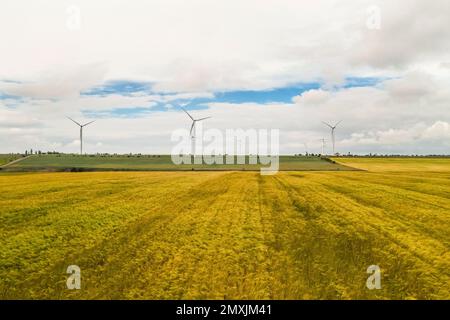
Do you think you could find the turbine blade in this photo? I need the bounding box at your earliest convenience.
[181,107,194,120]
[82,120,96,127]
[190,121,195,136]
[334,120,343,127]
[322,121,332,129]
[67,117,81,126]
[196,116,211,121]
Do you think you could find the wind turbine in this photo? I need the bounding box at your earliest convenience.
[67,117,95,155]
[181,108,211,138]
[181,107,211,155]
[322,120,342,155]
[318,138,326,155]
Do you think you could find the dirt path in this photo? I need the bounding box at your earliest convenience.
[0,155,31,168]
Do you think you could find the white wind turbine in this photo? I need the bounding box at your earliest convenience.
[181,107,211,155]
[67,117,96,155]
[322,120,342,155]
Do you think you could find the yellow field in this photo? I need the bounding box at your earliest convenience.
[0,161,449,299]
[334,157,450,172]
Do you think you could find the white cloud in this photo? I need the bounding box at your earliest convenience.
[292,89,331,106]
[382,72,436,102]
[0,63,108,99]
[421,121,450,140]
[351,1,450,69]
[1,0,449,92]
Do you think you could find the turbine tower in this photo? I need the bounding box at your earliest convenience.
[319,138,326,155]
[67,117,95,155]
[322,120,342,155]
[181,107,211,155]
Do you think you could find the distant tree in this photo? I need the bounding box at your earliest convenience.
[25,150,28,156]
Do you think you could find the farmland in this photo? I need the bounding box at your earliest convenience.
[2,154,356,172]
[335,157,450,172]
[0,154,24,166]
[1,158,449,299]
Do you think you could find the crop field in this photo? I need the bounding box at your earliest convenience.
[334,157,450,172]
[3,154,355,172]
[1,158,449,300]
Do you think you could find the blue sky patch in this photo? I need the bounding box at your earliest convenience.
[343,77,386,89]
[171,77,384,107]
[213,83,321,104]
[83,106,155,118]
[81,80,152,97]
[77,76,385,117]
[0,92,22,100]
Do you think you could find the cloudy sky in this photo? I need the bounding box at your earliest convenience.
[1,0,449,155]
